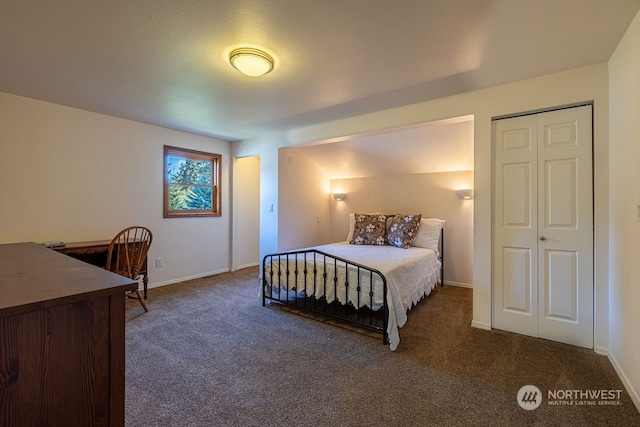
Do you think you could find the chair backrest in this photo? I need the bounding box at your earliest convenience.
[106,226,153,280]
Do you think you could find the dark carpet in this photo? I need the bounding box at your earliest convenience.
[125,267,640,427]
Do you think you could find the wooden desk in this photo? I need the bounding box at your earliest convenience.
[0,242,137,427]
[54,239,149,299]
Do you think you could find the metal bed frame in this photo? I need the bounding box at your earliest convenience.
[262,229,444,345]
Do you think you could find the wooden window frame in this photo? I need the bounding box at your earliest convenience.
[163,145,221,218]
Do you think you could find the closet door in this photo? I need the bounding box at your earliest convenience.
[493,105,593,348]
[493,114,539,339]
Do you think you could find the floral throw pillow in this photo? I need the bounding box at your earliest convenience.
[350,214,388,245]
[386,214,422,248]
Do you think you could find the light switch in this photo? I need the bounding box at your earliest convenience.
[316,215,322,223]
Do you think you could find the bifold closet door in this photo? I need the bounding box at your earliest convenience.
[493,105,593,348]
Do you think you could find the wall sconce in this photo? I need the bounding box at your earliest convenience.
[229,48,274,77]
[332,193,347,201]
[456,189,474,200]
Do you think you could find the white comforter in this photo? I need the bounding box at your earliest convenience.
[264,242,441,351]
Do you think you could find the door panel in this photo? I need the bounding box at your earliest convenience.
[537,106,593,348]
[543,120,578,149]
[502,247,532,314]
[502,162,532,228]
[493,115,538,337]
[493,105,593,348]
[545,158,577,229]
[503,127,534,151]
[544,249,578,322]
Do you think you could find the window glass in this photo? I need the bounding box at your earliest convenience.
[164,146,221,217]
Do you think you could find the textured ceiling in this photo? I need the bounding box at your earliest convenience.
[1,0,638,141]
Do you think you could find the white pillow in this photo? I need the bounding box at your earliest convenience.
[346,212,381,241]
[412,218,445,252]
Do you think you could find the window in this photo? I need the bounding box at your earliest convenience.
[164,145,221,218]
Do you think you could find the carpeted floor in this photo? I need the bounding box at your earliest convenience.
[124,267,640,427]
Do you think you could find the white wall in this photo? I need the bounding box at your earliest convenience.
[330,171,474,286]
[608,10,640,410]
[0,91,231,286]
[232,156,260,270]
[233,62,610,351]
[231,135,281,259]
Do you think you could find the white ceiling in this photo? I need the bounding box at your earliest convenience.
[1,1,638,142]
[296,116,474,179]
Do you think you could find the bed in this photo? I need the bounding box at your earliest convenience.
[262,214,444,351]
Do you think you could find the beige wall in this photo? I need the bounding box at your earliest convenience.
[271,148,474,286]
[0,91,231,286]
[277,147,330,251]
[609,10,640,410]
[330,171,474,286]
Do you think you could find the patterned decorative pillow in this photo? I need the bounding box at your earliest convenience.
[386,214,422,248]
[346,212,381,241]
[350,213,388,245]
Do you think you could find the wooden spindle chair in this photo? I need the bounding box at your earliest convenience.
[106,226,153,312]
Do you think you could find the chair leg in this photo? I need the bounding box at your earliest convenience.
[126,289,149,312]
[135,289,149,312]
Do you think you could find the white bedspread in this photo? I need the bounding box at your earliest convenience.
[264,242,441,351]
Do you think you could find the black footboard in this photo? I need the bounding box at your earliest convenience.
[262,250,388,345]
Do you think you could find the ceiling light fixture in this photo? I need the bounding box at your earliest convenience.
[229,48,274,77]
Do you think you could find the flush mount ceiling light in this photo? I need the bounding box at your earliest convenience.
[229,48,274,77]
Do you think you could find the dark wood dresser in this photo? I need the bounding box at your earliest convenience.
[0,242,137,426]
[53,239,149,299]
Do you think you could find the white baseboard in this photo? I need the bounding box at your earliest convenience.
[606,350,640,413]
[234,262,259,270]
[445,281,473,288]
[146,268,230,290]
[471,320,491,330]
[595,346,609,357]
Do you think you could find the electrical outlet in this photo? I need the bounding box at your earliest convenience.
[155,257,164,268]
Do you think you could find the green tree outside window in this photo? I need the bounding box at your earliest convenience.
[164,146,221,217]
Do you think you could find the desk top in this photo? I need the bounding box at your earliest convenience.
[0,242,137,318]
[53,240,112,251]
